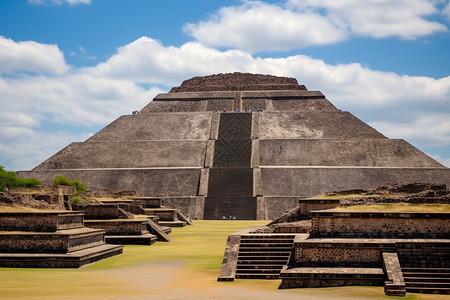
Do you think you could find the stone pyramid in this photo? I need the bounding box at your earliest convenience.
[20,73,450,220]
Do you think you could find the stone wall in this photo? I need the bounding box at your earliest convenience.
[0,231,104,253]
[19,168,202,197]
[80,205,132,220]
[0,212,83,232]
[294,243,384,267]
[261,167,450,197]
[84,220,148,235]
[87,112,213,142]
[298,199,340,217]
[259,139,443,167]
[257,112,385,139]
[310,211,450,238]
[34,141,207,170]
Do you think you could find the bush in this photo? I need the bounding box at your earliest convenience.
[70,195,83,205]
[53,175,71,186]
[0,165,41,191]
[71,180,87,194]
[53,175,87,194]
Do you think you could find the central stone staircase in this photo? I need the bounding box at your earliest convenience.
[235,234,295,279]
[204,112,257,219]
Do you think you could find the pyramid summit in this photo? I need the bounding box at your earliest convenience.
[19,73,450,219]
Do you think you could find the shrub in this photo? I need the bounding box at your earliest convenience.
[0,165,41,191]
[70,195,83,205]
[71,180,87,194]
[53,175,87,194]
[53,175,71,186]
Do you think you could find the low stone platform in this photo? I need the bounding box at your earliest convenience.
[144,208,187,227]
[310,210,450,239]
[0,227,106,253]
[279,266,384,289]
[0,244,123,268]
[0,211,84,232]
[84,219,158,245]
[0,211,123,268]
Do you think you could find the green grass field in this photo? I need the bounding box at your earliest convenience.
[0,220,447,299]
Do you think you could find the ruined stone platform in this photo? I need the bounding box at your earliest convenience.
[0,211,123,268]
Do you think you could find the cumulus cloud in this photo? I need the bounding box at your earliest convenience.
[0,36,69,75]
[28,0,91,5]
[184,0,447,53]
[288,0,447,39]
[86,37,254,85]
[1,36,449,170]
[0,127,92,171]
[183,1,346,53]
[443,2,450,21]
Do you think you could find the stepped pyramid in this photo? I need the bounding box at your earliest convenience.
[19,73,450,220]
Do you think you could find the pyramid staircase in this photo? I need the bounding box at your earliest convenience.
[235,234,295,279]
[204,113,257,220]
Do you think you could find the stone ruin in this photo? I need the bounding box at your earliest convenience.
[0,186,193,267]
[218,183,450,296]
[18,73,450,220]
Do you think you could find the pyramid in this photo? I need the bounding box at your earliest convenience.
[19,73,450,220]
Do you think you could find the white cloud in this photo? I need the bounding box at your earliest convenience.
[443,2,450,21]
[0,127,91,171]
[183,1,346,53]
[86,37,254,85]
[184,0,447,53]
[0,73,161,127]
[28,0,90,5]
[0,36,69,75]
[288,0,447,39]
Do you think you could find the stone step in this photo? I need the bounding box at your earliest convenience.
[105,233,157,245]
[405,282,450,288]
[402,267,450,274]
[207,168,253,196]
[240,238,294,243]
[84,219,150,236]
[236,264,285,270]
[404,277,450,283]
[404,273,450,279]
[235,273,280,279]
[239,242,294,247]
[279,267,385,279]
[238,259,288,264]
[238,251,292,257]
[0,212,84,232]
[237,267,284,274]
[405,287,450,294]
[158,220,187,227]
[240,234,294,239]
[238,247,292,252]
[279,267,385,289]
[0,244,123,268]
[203,197,257,220]
[0,228,106,253]
[146,219,171,242]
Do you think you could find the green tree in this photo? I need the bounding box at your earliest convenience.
[0,165,41,191]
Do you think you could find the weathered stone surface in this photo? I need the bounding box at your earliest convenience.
[18,73,450,219]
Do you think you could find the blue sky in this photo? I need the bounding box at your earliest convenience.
[0,0,449,171]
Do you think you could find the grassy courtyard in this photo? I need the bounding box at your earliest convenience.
[0,220,447,299]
